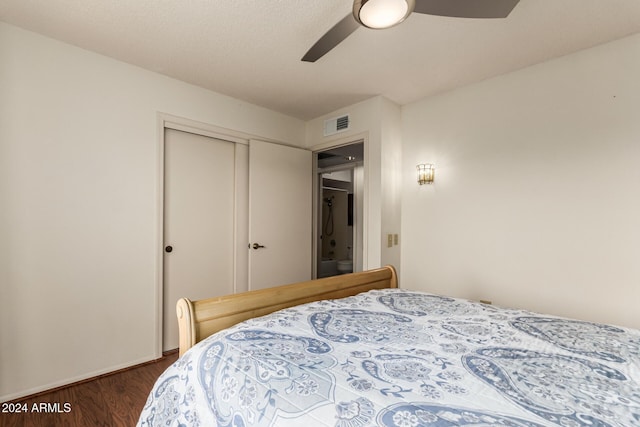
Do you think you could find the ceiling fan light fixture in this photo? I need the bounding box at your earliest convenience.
[354,0,415,29]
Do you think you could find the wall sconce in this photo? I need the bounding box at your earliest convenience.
[417,164,434,185]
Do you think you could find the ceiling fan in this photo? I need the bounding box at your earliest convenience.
[301,0,520,62]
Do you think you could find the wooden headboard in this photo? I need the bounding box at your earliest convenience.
[175,265,398,356]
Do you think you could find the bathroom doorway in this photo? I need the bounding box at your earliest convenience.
[314,142,364,278]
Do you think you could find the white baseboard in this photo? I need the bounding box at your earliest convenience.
[0,354,158,403]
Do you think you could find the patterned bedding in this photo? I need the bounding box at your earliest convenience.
[137,289,640,427]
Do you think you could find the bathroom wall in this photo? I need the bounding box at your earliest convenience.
[321,188,351,261]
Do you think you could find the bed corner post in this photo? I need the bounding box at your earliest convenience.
[386,265,399,288]
[176,298,196,357]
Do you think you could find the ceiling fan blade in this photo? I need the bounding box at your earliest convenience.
[413,0,520,18]
[302,14,360,62]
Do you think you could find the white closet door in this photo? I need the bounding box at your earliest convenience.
[249,140,312,290]
[163,129,236,351]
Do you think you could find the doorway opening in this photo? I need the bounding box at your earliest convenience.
[314,142,364,278]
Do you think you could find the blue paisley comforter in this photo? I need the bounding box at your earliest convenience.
[138,289,640,427]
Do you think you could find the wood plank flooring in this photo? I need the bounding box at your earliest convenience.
[2,352,179,427]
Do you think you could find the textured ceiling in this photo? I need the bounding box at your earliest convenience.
[1,0,640,120]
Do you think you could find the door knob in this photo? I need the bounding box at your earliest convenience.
[165,245,173,253]
[252,243,265,250]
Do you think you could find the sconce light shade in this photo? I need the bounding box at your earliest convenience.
[417,163,434,185]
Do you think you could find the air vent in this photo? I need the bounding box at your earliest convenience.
[323,114,350,137]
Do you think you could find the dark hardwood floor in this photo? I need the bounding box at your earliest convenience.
[2,352,179,427]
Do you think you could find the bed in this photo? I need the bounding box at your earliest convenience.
[138,266,640,426]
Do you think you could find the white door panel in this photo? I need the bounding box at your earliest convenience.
[249,140,312,290]
[163,129,236,351]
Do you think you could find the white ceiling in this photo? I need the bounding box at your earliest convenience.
[1,0,640,120]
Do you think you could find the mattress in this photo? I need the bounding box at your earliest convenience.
[137,289,640,426]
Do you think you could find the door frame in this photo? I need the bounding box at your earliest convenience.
[311,132,369,279]
[155,113,252,357]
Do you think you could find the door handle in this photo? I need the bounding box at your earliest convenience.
[165,245,173,253]
[252,243,266,250]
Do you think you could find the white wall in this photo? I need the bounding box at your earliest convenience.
[380,98,402,272]
[401,33,640,330]
[0,22,305,401]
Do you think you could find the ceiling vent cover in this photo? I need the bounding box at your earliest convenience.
[323,114,350,137]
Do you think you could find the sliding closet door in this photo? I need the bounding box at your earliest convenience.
[163,129,236,351]
[248,140,312,290]
[162,132,311,350]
